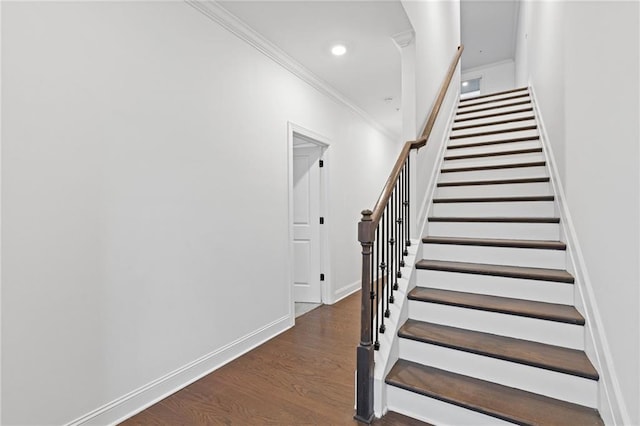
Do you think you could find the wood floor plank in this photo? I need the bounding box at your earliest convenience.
[120,292,422,425]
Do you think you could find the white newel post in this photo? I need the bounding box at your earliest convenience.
[393,30,418,240]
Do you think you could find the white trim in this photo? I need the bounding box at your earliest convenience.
[391,30,415,49]
[185,0,398,142]
[330,280,360,305]
[287,122,332,312]
[416,87,461,233]
[529,85,629,426]
[461,58,515,75]
[65,315,291,426]
[0,1,3,422]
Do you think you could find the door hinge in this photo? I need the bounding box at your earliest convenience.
[320,273,325,281]
[319,159,324,168]
[320,217,325,224]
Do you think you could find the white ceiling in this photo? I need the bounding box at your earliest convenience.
[217,1,519,138]
[218,1,412,138]
[460,0,519,71]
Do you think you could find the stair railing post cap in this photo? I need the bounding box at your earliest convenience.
[361,209,373,220]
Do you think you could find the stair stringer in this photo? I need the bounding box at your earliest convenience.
[416,88,461,230]
[529,85,628,426]
[372,240,419,418]
[372,90,460,419]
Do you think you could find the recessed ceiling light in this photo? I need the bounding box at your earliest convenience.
[331,44,347,56]
[462,81,469,87]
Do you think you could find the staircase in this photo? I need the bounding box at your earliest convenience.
[383,87,604,425]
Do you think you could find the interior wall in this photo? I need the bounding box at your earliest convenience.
[400,0,461,229]
[515,1,639,424]
[462,59,515,95]
[515,0,566,183]
[0,2,401,424]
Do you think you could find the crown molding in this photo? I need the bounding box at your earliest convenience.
[185,0,399,141]
[461,58,515,75]
[392,29,415,49]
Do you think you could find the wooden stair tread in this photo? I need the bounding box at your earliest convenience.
[454,107,534,123]
[452,115,535,131]
[437,177,550,187]
[460,87,529,102]
[448,135,539,150]
[399,319,598,379]
[433,195,554,203]
[428,216,560,223]
[441,161,546,173]
[456,100,532,116]
[415,259,574,283]
[450,125,537,140]
[444,147,542,161]
[386,360,603,426]
[458,93,530,109]
[422,236,566,250]
[408,287,583,324]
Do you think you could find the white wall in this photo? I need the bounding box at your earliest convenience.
[515,0,566,183]
[1,2,401,424]
[515,1,639,424]
[401,0,461,232]
[462,59,515,95]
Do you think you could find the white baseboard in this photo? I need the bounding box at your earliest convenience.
[66,315,292,426]
[330,280,360,305]
[529,85,629,426]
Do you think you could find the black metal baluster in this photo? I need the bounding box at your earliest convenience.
[379,209,386,334]
[388,192,394,306]
[395,180,402,284]
[373,225,380,350]
[405,159,411,250]
[399,167,405,268]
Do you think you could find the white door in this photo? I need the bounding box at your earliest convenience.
[292,145,322,303]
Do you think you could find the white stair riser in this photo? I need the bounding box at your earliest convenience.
[446,139,542,157]
[415,269,573,304]
[458,96,531,113]
[451,119,538,137]
[387,385,514,426]
[422,243,566,269]
[452,110,534,128]
[460,89,528,105]
[408,301,584,349]
[449,129,539,147]
[436,181,551,198]
[443,152,545,168]
[431,201,555,217]
[399,339,598,408]
[438,166,548,183]
[455,102,533,120]
[426,221,560,241]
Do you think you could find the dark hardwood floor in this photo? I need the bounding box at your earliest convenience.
[121,292,427,425]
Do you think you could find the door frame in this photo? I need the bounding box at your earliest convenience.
[287,122,330,324]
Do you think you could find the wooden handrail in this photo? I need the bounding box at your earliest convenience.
[355,44,464,424]
[366,45,464,235]
[420,45,464,140]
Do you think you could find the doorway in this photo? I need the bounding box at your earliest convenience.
[288,123,330,321]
